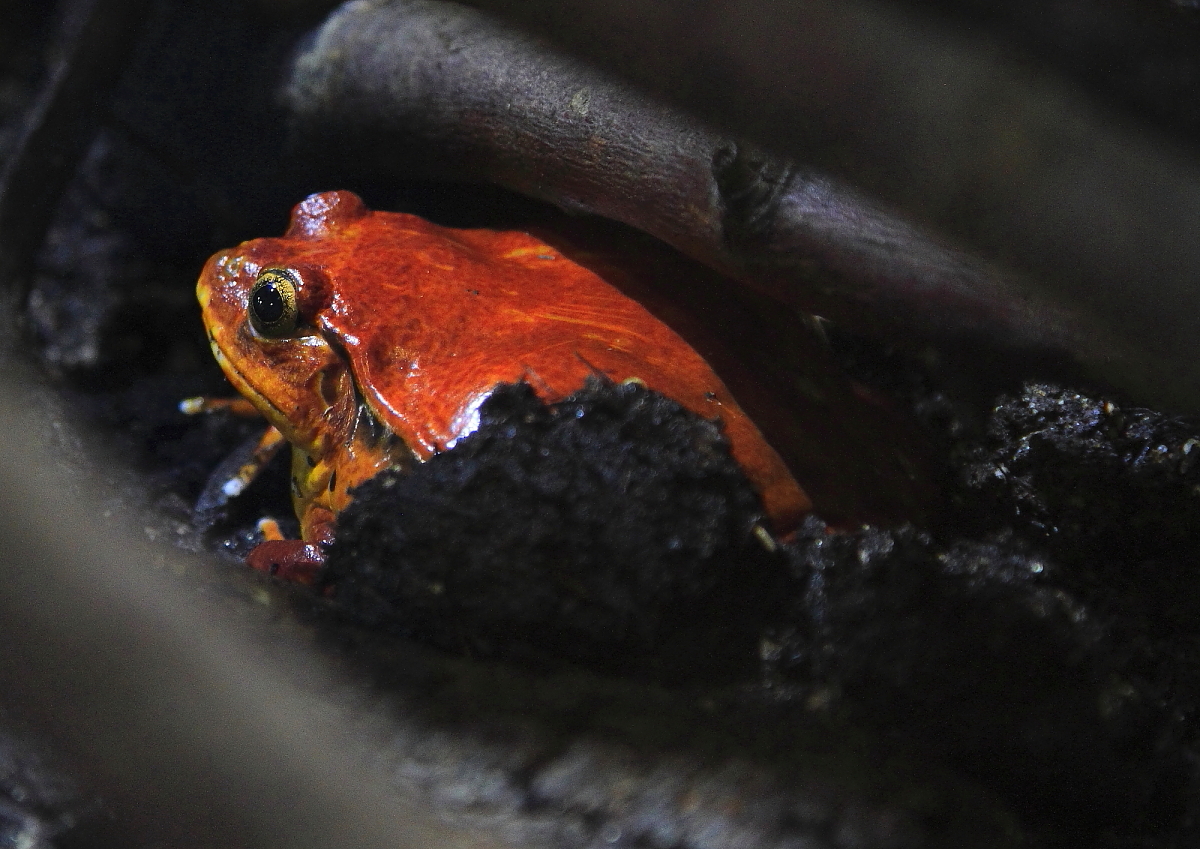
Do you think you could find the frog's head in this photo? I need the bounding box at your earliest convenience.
[197,191,371,456]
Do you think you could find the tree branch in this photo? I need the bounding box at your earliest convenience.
[284,0,1200,413]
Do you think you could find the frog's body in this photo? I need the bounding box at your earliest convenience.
[198,190,809,577]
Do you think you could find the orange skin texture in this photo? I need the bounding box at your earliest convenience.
[198,190,810,553]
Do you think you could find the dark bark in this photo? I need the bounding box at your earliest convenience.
[284,0,1200,414]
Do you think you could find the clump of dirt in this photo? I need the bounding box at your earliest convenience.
[324,379,788,681]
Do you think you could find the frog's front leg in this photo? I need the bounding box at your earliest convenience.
[179,395,261,418]
[185,400,332,583]
[183,398,288,514]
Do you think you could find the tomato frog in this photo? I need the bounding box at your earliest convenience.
[189,190,810,583]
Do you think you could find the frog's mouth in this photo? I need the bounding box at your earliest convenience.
[207,334,291,428]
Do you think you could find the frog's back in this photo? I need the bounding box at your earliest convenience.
[284,191,809,533]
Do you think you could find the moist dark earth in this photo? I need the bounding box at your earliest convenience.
[6,2,1200,848]
[33,201,1200,846]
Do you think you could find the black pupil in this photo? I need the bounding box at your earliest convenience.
[252,281,285,324]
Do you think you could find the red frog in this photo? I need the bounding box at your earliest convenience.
[191,190,810,582]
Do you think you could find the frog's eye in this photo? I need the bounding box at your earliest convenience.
[249,268,300,337]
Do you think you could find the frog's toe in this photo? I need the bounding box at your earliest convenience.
[247,539,325,585]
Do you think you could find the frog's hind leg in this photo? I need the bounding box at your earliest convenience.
[246,534,325,585]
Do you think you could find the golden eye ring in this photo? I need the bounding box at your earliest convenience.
[249,267,300,337]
